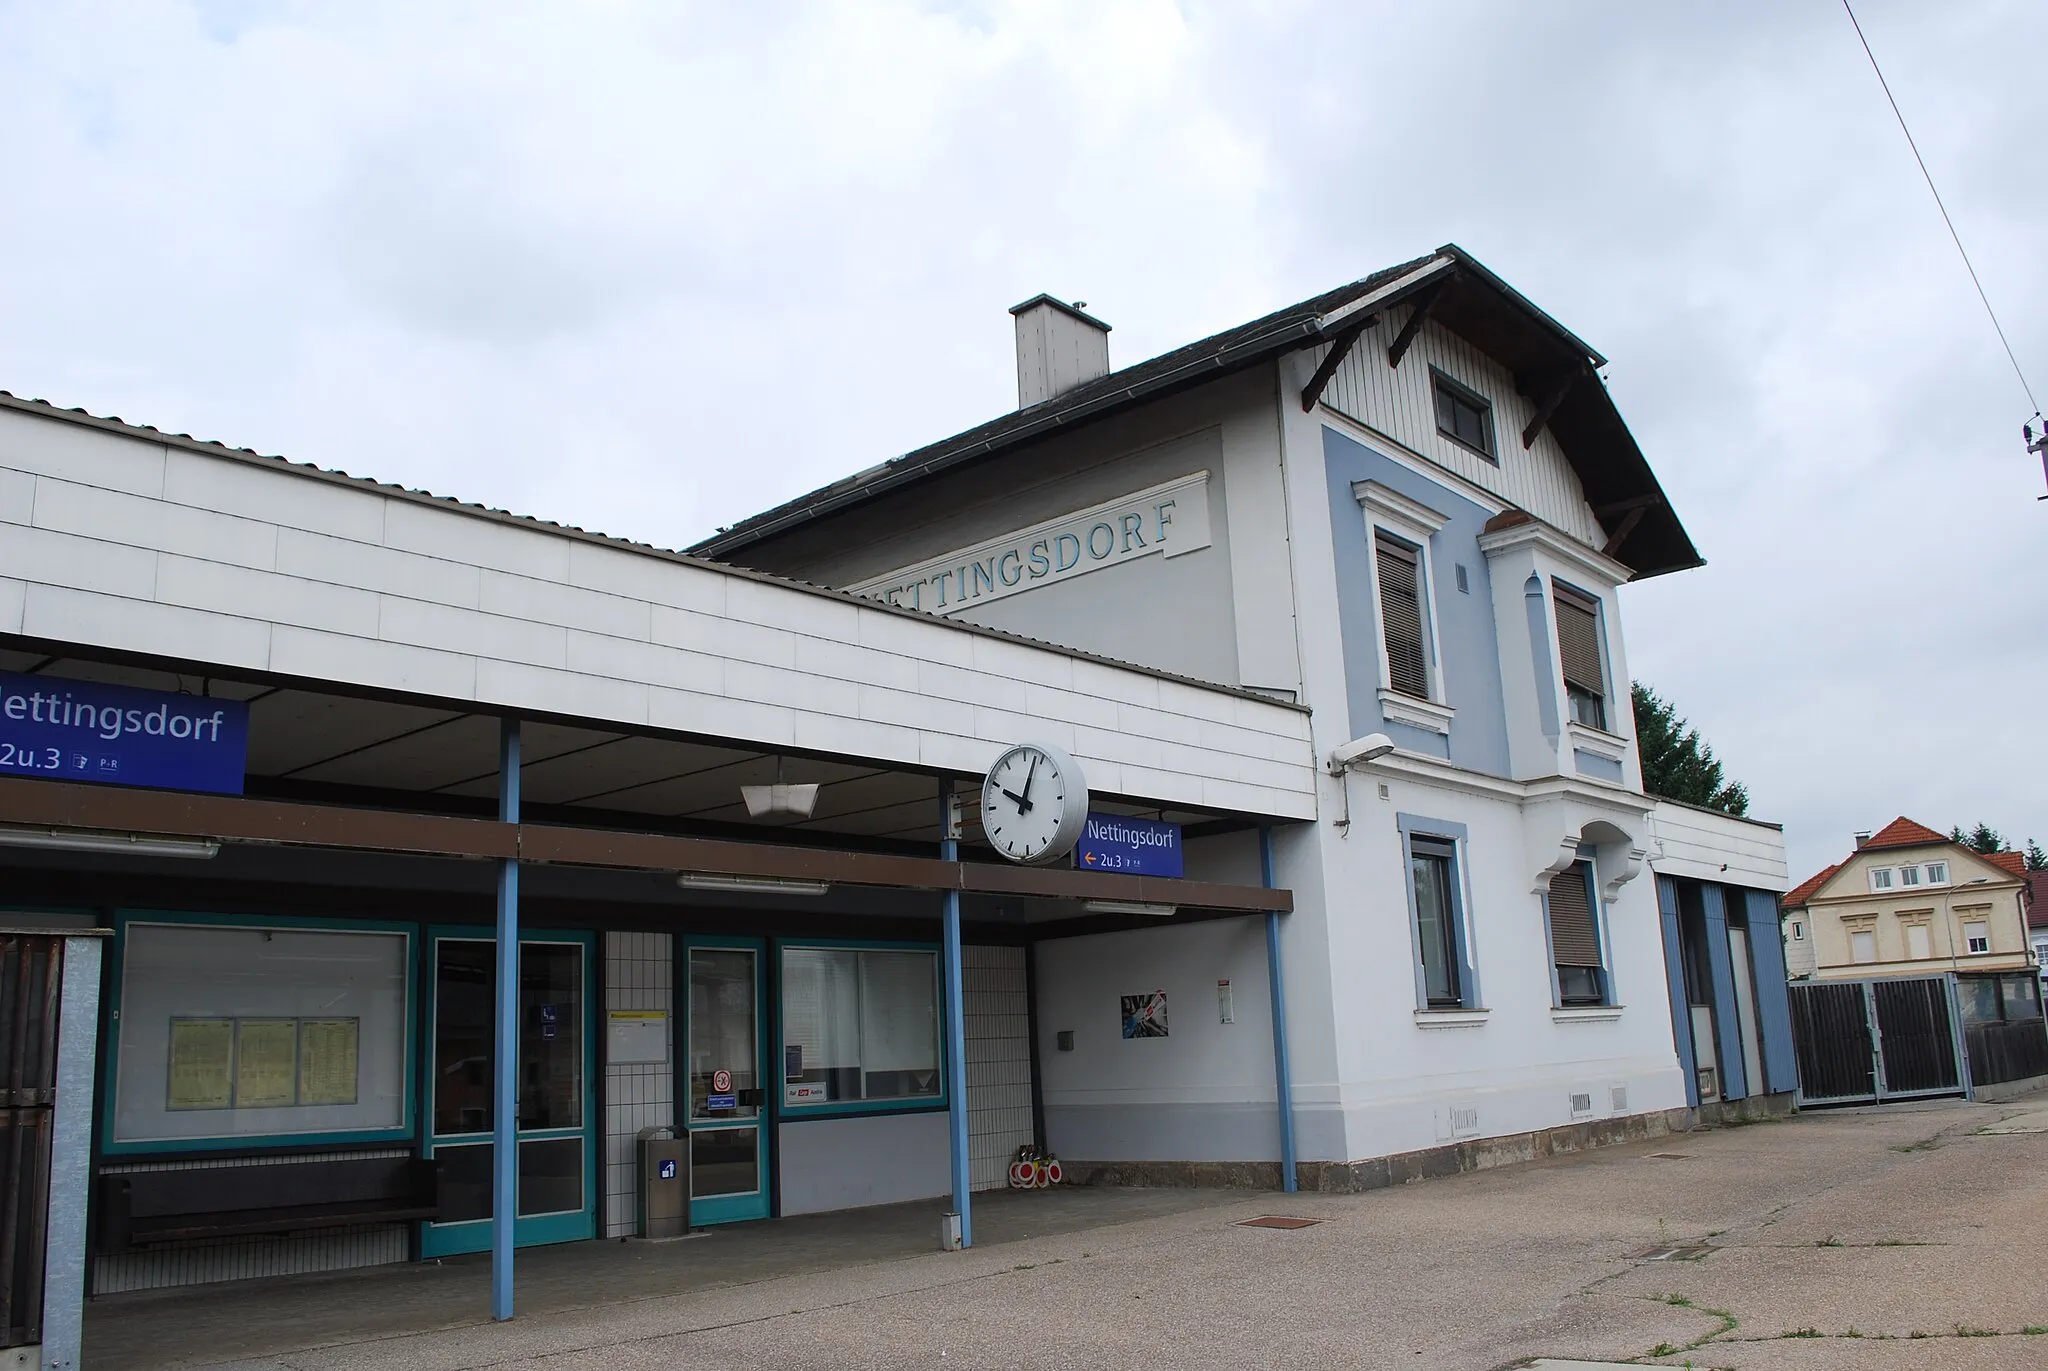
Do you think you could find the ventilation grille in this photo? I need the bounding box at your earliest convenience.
[1449,1105,1479,1137]
[1610,1085,1629,1114]
[1569,1091,1595,1118]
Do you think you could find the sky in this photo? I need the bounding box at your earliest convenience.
[2,0,2043,884]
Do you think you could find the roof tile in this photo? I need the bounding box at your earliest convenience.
[1783,863,1843,909]
[1861,816,1950,850]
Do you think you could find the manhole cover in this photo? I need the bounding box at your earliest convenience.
[1632,1242,1712,1262]
[1238,1216,1323,1230]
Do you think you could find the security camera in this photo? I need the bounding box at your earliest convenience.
[1327,733,1396,773]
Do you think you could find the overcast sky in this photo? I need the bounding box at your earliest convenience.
[3,0,2042,883]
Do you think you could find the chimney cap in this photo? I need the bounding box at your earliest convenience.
[1008,294,1111,332]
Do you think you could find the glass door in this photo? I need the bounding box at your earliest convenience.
[422,929,597,1257]
[682,937,770,1224]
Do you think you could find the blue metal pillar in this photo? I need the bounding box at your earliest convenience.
[1699,883,1748,1101]
[939,779,972,1247]
[1260,826,1297,1193]
[491,719,521,1321]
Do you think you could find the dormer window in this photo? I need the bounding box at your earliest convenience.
[1431,368,1497,462]
[1870,868,1894,891]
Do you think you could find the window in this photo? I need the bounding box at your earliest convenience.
[1925,862,1949,885]
[1791,921,1806,941]
[1965,922,1991,955]
[111,919,412,1149]
[1431,368,1496,460]
[1376,535,1430,700]
[780,946,940,1108]
[1850,929,1878,963]
[1553,584,1608,730]
[1869,867,1894,891]
[1900,865,1921,886]
[1408,837,1467,1008]
[1905,923,1931,960]
[1547,861,1606,1005]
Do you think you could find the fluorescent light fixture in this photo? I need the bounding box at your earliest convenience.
[740,782,820,819]
[676,872,831,897]
[0,826,221,860]
[1081,898,1176,918]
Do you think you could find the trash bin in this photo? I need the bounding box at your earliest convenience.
[637,1125,687,1238]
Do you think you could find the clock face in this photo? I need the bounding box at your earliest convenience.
[980,743,1089,866]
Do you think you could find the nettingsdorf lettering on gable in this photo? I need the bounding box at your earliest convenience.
[846,472,1212,615]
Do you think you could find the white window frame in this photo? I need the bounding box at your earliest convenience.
[1355,480,1454,735]
[1899,864,1921,887]
[1869,867,1894,891]
[1924,862,1949,886]
[1964,921,1991,956]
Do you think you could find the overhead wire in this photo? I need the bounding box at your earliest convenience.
[1842,0,2041,420]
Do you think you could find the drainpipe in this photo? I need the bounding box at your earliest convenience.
[1261,825,1297,1193]
[939,779,972,1248]
[492,719,521,1321]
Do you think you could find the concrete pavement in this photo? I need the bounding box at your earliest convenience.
[87,1094,2048,1370]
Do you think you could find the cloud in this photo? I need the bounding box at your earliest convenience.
[0,0,2041,881]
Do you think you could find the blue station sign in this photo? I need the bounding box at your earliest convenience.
[1074,813,1183,878]
[0,672,250,795]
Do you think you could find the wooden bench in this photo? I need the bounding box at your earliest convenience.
[97,1156,442,1253]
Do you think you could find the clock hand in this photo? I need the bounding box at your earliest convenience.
[999,785,1031,813]
[1020,754,1039,807]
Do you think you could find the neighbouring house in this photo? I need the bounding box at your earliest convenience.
[2027,870,2047,980]
[1780,817,2048,1104]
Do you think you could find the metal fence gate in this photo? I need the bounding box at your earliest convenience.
[1788,974,1966,1106]
[1,933,62,1351]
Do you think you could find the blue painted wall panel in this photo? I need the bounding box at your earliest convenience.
[1321,427,1512,777]
[1742,889,1798,1095]
[1698,884,1748,1100]
[1656,876,1699,1108]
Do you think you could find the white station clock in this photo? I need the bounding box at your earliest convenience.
[980,742,1089,866]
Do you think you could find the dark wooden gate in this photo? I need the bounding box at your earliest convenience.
[1,934,61,1350]
[1789,974,1966,1107]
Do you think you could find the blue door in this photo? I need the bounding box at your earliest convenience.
[421,929,597,1257]
[682,937,771,1224]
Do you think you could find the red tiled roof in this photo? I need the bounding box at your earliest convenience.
[1861,817,1951,851]
[1985,849,2029,878]
[1783,863,1843,909]
[2029,872,2048,929]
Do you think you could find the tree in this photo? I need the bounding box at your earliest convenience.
[1948,824,2046,870]
[1950,822,2005,854]
[1631,682,1749,816]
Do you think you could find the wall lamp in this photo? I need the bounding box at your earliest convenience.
[1081,899,1177,917]
[0,826,222,860]
[1326,732,1396,836]
[676,872,831,897]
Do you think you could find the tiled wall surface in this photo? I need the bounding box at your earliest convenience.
[603,930,676,1238]
[0,404,1317,820]
[964,945,1035,1191]
[92,1148,412,1292]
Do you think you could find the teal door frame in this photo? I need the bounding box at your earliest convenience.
[680,935,771,1225]
[421,926,598,1257]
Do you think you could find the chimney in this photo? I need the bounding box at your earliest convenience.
[1010,295,1110,408]
[1854,831,1873,849]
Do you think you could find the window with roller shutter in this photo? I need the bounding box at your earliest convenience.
[1547,860,1607,1005]
[1376,535,1430,700]
[1553,584,1607,730]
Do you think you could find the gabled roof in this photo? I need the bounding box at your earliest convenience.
[691,245,1701,579]
[1783,816,2034,909]
[1783,864,1842,910]
[1987,849,2029,878]
[2028,871,2047,929]
[1861,816,1951,850]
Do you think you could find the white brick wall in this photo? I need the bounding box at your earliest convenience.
[0,403,1316,821]
[602,931,675,1238]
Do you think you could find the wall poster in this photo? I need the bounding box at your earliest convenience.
[1121,990,1169,1039]
[234,1018,299,1107]
[166,1017,234,1110]
[299,1018,361,1105]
